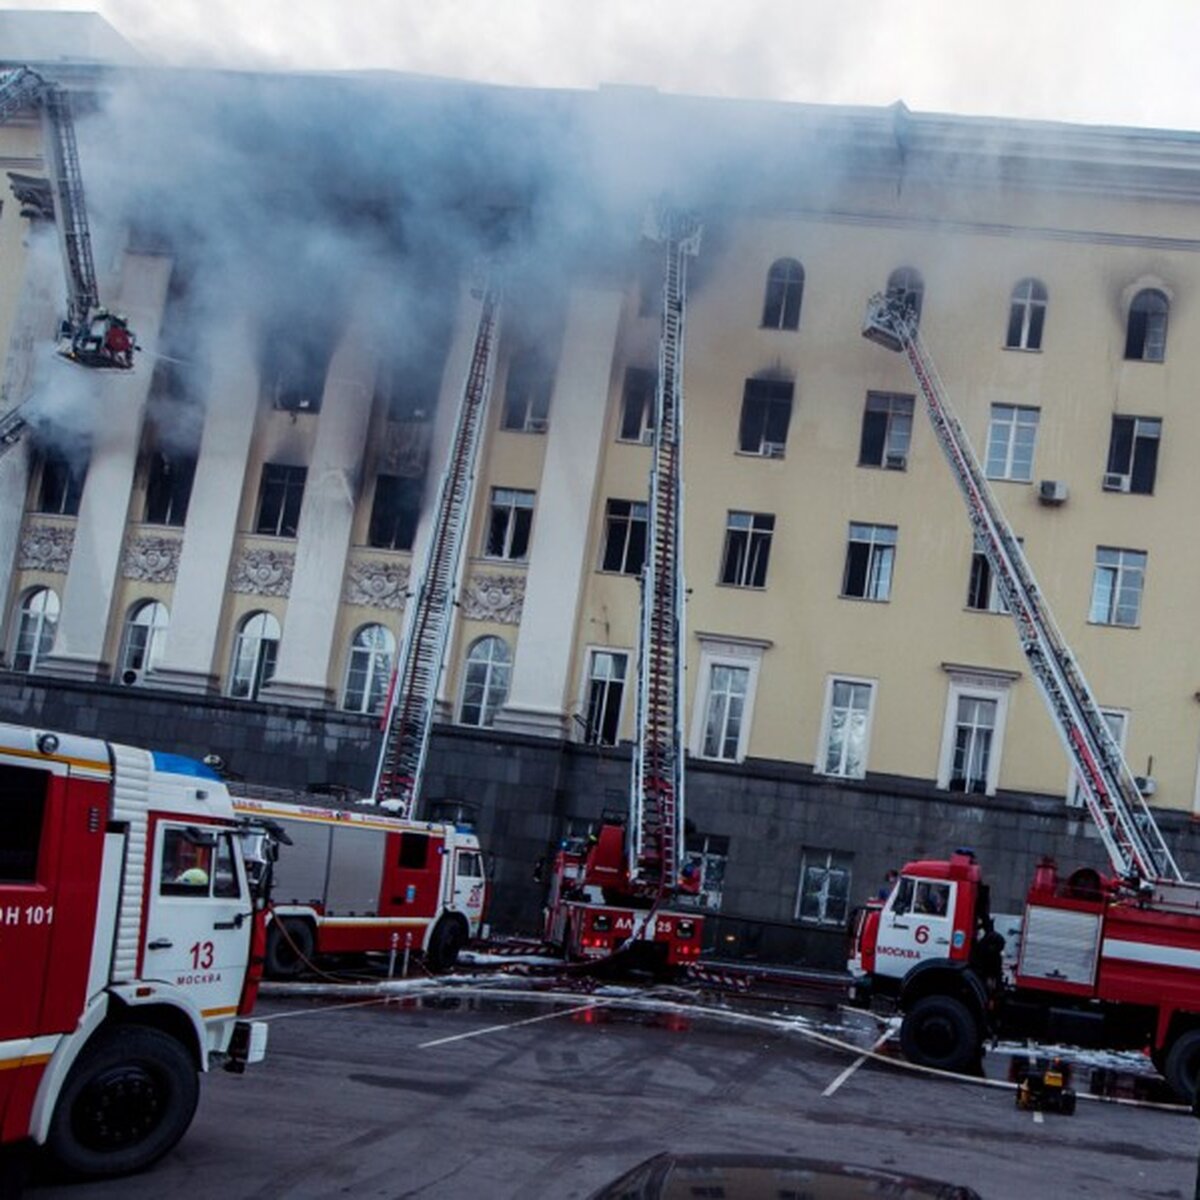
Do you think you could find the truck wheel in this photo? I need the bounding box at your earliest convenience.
[900,995,982,1074]
[427,916,467,972]
[1164,1029,1200,1103]
[46,1026,198,1180]
[264,919,314,979]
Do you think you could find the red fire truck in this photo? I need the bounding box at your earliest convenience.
[232,793,488,976]
[849,293,1200,1101]
[0,722,271,1178]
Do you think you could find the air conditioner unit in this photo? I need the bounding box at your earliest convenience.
[1038,480,1069,505]
[1135,775,1157,797]
[762,441,786,459]
[1102,472,1131,493]
[639,429,655,446]
[526,417,549,433]
[120,668,143,687]
[884,453,907,470]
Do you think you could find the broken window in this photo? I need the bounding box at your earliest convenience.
[1006,278,1047,350]
[262,333,332,413]
[886,267,924,326]
[618,368,657,443]
[985,405,1039,482]
[737,378,793,457]
[600,500,647,575]
[368,475,421,551]
[761,258,804,330]
[255,465,307,537]
[582,650,628,745]
[1125,289,1168,362]
[820,678,875,778]
[35,448,87,516]
[1089,547,1147,627]
[485,488,534,560]
[858,392,913,469]
[144,451,196,526]
[841,523,896,601]
[501,349,553,432]
[1104,416,1160,495]
[720,511,774,588]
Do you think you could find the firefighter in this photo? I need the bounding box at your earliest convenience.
[103,314,133,367]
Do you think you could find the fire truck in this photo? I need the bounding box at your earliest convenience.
[0,722,271,1179]
[232,792,488,976]
[848,292,1200,1102]
[541,209,705,970]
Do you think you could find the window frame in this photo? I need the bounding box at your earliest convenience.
[599,499,648,576]
[689,637,767,764]
[760,258,805,331]
[719,511,775,589]
[1005,278,1048,351]
[617,367,657,444]
[678,833,729,912]
[144,450,197,527]
[484,487,535,561]
[841,522,897,602]
[500,349,553,433]
[342,623,396,715]
[227,610,281,700]
[368,474,422,552]
[35,448,88,517]
[1067,708,1128,808]
[816,675,877,780]
[118,600,170,684]
[984,404,1040,483]
[1089,546,1147,628]
[1104,416,1161,496]
[795,847,853,926]
[858,392,914,470]
[936,673,1013,797]
[458,635,512,728]
[11,587,59,673]
[579,647,629,746]
[737,378,794,457]
[254,464,307,538]
[886,267,924,326]
[1125,288,1168,363]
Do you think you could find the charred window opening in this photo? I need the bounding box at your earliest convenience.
[485,488,534,560]
[618,368,657,443]
[1006,278,1047,350]
[886,267,924,326]
[35,447,88,516]
[1105,416,1161,495]
[501,349,553,433]
[144,451,197,526]
[368,475,421,551]
[255,464,307,538]
[858,392,914,469]
[738,378,793,456]
[1125,289,1168,362]
[0,764,48,883]
[600,499,647,575]
[261,324,337,413]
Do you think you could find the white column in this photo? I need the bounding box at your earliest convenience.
[41,253,173,680]
[151,324,261,694]
[262,321,375,706]
[495,285,623,737]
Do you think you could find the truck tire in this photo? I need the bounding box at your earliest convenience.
[900,995,982,1074]
[427,915,467,972]
[45,1025,198,1180]
[264,918,314,979]
[1164,1029,1200,1103]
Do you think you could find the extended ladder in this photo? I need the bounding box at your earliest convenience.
[371,283,502,816]
[629,210,701,896]
[863,292,1181,884]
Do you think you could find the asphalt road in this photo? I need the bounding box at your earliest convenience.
[25,990,1200,1199]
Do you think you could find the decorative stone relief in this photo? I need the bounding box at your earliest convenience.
[342,559,410,611]
[17,522,74,574]
[121,534,182,583]
[230,547,294,597]
[461,574,525,625]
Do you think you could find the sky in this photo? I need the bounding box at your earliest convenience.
[6,0,1200,133]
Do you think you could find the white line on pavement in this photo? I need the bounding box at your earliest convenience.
[822,1029,894,1098]
[417,999,609,1048]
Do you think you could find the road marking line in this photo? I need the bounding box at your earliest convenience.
[822,1029,894,1098]
[417,1000,608,1048]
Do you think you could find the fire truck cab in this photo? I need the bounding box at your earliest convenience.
[0,723,269,1178]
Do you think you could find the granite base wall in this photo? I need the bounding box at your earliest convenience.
[5,672,1199,966]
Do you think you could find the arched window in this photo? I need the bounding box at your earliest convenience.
[761,259,804,330]
[458,636,511,728]
[1005,279,1047,350]
[1125,288,1168,362]
[12,588,59,673]
[118,600,169,685]
[228,611,281,700]
[343,624,396,714]
[886,267,924,326]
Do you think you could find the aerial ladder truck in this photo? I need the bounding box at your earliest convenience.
[230,281,499,975]
[541,209,704,969]
[850,289,1200,1100]
[0,67,138,462]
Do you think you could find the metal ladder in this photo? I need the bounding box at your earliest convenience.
[629,210,701,896]
[864,292,1182,884]
[371,283,502,816]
